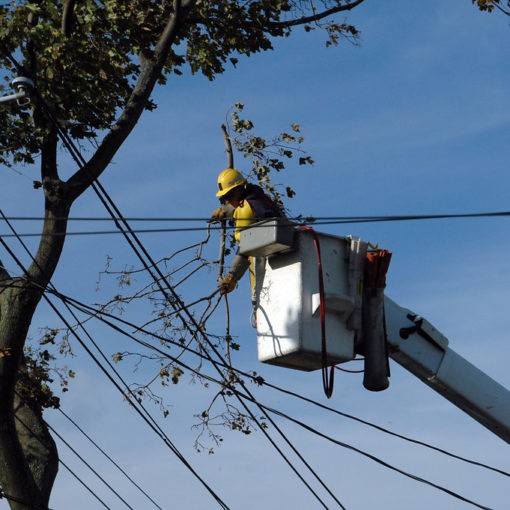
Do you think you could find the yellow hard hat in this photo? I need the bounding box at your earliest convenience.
[216,168,247,197]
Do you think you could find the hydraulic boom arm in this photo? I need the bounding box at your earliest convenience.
[384,296,510,444]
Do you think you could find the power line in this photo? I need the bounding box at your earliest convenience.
[1,210,508,237]
[13,411,112,510]
[0,211,509,222]
[2,42,506,506]
[2,189,503,508]
[16,213,337,508]
[251,400,495,510]
[49,286,508,510]
[0,211,232,510]
[30,103,346,509]
[0,210,508,237]
[46,423,135,510]
[57,457,112,510]
[78,205,344,507]
[2,161,506,510]
[1,46,235,508]
[49,177,344,506]
[1,45,434,507]
[2,110,234,510]
[54,284,510,477]
[57,407,163,509]
[4,213,508,509]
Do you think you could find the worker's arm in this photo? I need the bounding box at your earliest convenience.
[219,253,250,294]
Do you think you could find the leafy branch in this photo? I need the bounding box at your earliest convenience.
[226,102,314,213]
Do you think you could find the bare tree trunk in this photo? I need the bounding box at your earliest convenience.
[0,173,70,508]
[0,278,56,509]
[14,360,59,509]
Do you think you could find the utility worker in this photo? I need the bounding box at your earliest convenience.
[211,168,283,295]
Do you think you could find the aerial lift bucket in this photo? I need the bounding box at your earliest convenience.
[240,222,366,371]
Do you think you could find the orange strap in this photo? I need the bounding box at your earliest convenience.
[364,249,392,289]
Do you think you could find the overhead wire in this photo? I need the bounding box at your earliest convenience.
[11,379,118,509]
[57,457,112,510]
[40,264,508,508]
[51,286,499,510]
[4,266,232,510]
[0,210,509,237]
[0,211,231,510]
[57,407,163,510]
[13,410,113,510]
[1,45,236,510]
[52,285,510,480]
[43,149,506,507]
[75,195,340,503]
[0,144,504,510]
[3,209,185,510]
[3,244,506,497]
[75,217,345,509]
[4,73,502,508]
[34,150,344,508]
[0,211,509,223]
[2,108,502,506]
[0,164,502,508]
[46,423,135,510]
[250,400,495,510]
[85,224,346,507]
[21,84,347,508]
[2,42,507,509]
[50,206,508,482]
[0,43,437,507]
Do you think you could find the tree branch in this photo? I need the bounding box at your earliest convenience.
[269,0,366,29]
[61,0,77,36]
[221,124,234,168]
[67,0,196,200]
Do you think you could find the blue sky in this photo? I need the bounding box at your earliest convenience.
[1,1,510,509]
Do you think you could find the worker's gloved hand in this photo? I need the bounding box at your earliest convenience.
[209,207,226,223]
[218,273,237,294]
[209,204,235,223]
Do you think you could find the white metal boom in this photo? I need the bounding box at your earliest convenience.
[384,296,510,444]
